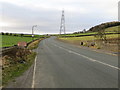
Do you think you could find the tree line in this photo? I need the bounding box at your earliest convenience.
[1,32,24,37]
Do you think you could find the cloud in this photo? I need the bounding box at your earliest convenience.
[0,0,118,34]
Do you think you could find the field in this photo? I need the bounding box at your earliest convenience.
[60,32,97,37]
[1,35,37,47]
[59,25,120,41]
[58,25,119,52]
[59,34,119,52]
[59,25,120,37]
[105,25,120,32]
[59,34,119,41]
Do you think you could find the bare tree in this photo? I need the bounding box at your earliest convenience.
[94,29,107,43]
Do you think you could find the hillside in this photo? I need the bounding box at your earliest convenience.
[59,25,119,37]
[105,25,120,32]
[88,21,120,32]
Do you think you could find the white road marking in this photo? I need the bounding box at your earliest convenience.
[53,44,119,70]
[96,60,120,70]
[32,56,37,88]
[68,50,72,53]
[58,46,62,49]
[70,51,96,62]
[54,44,57,47]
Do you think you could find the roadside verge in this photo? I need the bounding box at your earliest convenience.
[2,38,43,87]
[57,37,118,56]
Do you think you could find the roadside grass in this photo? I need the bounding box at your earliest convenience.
[58,34,119,52]
[27,39,42,50]
[0,69,1,87]
[0,35,2,47]
[2,52,36,86]
[1,35,37,47]
[2,38,42,86]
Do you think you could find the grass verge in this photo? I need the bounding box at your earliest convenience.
[2,39,42,86]
[27,39,42,50]
[58,34,119,52]
[2,50,36,86]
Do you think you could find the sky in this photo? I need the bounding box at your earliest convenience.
[0,0,119,35]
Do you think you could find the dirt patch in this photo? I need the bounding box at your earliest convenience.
[2,47,31,67]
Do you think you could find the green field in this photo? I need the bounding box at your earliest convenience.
[60,32,97,37]
[59,26,120,37]
[59,34,119,41]
[59,25,120,41]
[1,35,37,47]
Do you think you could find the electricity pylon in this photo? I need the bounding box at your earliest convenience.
[60,10,66,34]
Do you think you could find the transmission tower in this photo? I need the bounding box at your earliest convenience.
[60,10,66,34]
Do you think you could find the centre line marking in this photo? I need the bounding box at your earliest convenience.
[53,44,119,70]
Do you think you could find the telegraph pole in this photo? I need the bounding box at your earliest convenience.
[32,25,37,41]
[60,10,66,34]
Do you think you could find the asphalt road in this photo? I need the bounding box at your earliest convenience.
[32,37,118,88]
[5,36,118,88]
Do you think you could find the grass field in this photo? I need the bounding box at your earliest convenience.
[59,25,120,41]
[59,34,119,41]
[1,35,37,47]
[60,32,97,37]
[59,34,119,52]
[59,25,120,37]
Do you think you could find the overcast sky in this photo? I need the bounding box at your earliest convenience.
[0,0,119,34]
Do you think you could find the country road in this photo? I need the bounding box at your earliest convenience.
[5,36,118,88]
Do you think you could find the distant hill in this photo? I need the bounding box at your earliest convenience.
[105,25,120,32]
[88,21,120,32]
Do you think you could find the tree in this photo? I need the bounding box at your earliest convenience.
[83,29,86,33]
[94,29,107,43]
[9,33,12,36]
[14,34,17,36]
[1,32,4,35]
[5,32,9,35]
[20,33,24,37]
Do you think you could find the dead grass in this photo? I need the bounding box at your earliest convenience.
[2,39,43,86]
[58,34,119,52]
[27,39,42,50]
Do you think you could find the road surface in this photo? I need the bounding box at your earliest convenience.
[6,36,118,88]
[33,37,118,88]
